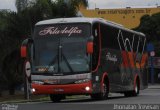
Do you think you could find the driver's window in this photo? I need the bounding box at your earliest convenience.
[92,23,100,71]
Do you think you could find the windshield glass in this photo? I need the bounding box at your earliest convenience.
[33,23,91,74]
[60,37,89,72]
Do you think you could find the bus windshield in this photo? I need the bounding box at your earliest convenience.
[33,23,91,74]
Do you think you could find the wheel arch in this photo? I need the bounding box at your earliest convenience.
[101,72,110,92]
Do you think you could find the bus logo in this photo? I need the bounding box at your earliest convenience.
[106,52,118,64]
[39,26,82,36]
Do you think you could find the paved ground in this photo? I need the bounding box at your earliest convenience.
[1,84,160,110]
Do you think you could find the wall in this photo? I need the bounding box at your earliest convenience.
[79,6,160,29]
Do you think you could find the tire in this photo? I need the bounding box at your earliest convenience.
[50,94,65,102]
[124,91,133,97]
[124,79,140,97]
[91,80,108,100]
[132,79,140,96]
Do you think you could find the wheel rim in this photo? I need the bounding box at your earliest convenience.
[102,83,107,97]
[135,85,138,93]
[135,82,139,94]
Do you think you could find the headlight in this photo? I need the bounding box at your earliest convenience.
[75,79,90,84]
[85,86,90,91]
[31,88,36,93]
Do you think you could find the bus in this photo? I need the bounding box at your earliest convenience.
[21,17,148,102]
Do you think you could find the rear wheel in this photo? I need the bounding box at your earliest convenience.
[50,94,65,102]
[124,79,140,97]
[132,79,140,96]
[91,80,108,100]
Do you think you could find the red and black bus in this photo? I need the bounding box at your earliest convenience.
[21,17,148,102]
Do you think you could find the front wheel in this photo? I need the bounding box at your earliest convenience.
[91,81,108,100]
[50,94,65,102]
[132,79,140,96]
[124,79,140,97]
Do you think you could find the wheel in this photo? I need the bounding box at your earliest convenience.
[132,79,140,96]
[101,82,108,99]
[50,94,65,102]
[91,80,108,100]
[124,91,132,97]
[124,79,140,97]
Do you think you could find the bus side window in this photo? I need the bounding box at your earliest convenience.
[136,37,145,62]
[101,24,119,49]
[138,37,145,54]
[92,23,100,71]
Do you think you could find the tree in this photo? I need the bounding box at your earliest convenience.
[135,12,160,41]
[134,12,160,56]
[2,50,23,95]
[68,0,88,8]
[0,0,88,95]
[0,10,23,95]
[16,0,28,12]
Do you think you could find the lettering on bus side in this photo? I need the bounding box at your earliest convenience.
[106,52,118,64]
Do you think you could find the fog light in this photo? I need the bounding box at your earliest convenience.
[85,86,90,91]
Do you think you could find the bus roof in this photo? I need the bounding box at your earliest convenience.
[35,17,145,37]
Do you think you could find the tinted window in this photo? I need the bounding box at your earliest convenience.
[32,23,91,74]
[100,24,120,49]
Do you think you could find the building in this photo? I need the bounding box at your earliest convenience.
[79,6,160,29]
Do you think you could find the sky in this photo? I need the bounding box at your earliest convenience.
[88,0,160,9]
[0,0,160,12]
[0,0,16,11]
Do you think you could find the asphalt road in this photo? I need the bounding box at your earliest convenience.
[1,85,160,110]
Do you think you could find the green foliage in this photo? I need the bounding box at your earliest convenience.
[2,50,23,95]
[0,0,88,94]
[134,12,160,41]
[16,0,28,12]
[134,12,160,56]
[70,0,88,8]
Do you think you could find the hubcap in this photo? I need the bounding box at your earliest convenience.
[102,83,107,96]
[135,84,138,93]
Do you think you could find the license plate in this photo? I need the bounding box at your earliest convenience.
[54,89,64,92]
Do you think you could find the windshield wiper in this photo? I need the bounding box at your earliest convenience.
[61,52,74,73]
[49,54,58,66]
[45,54,58,72]
[47,52,74,73]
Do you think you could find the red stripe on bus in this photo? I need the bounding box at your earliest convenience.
[32,81,92,95]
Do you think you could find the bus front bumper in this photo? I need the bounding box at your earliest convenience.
[31,81,92,95]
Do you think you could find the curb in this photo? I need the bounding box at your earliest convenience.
[148,84,160,89]
[0,97,49,104]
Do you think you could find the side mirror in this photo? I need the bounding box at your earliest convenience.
[87,42,93,54]
[21,46,27,58]
[20,38,33,58]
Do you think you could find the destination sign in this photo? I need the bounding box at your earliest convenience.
[39,26,82,36]
[34,24,90,38]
